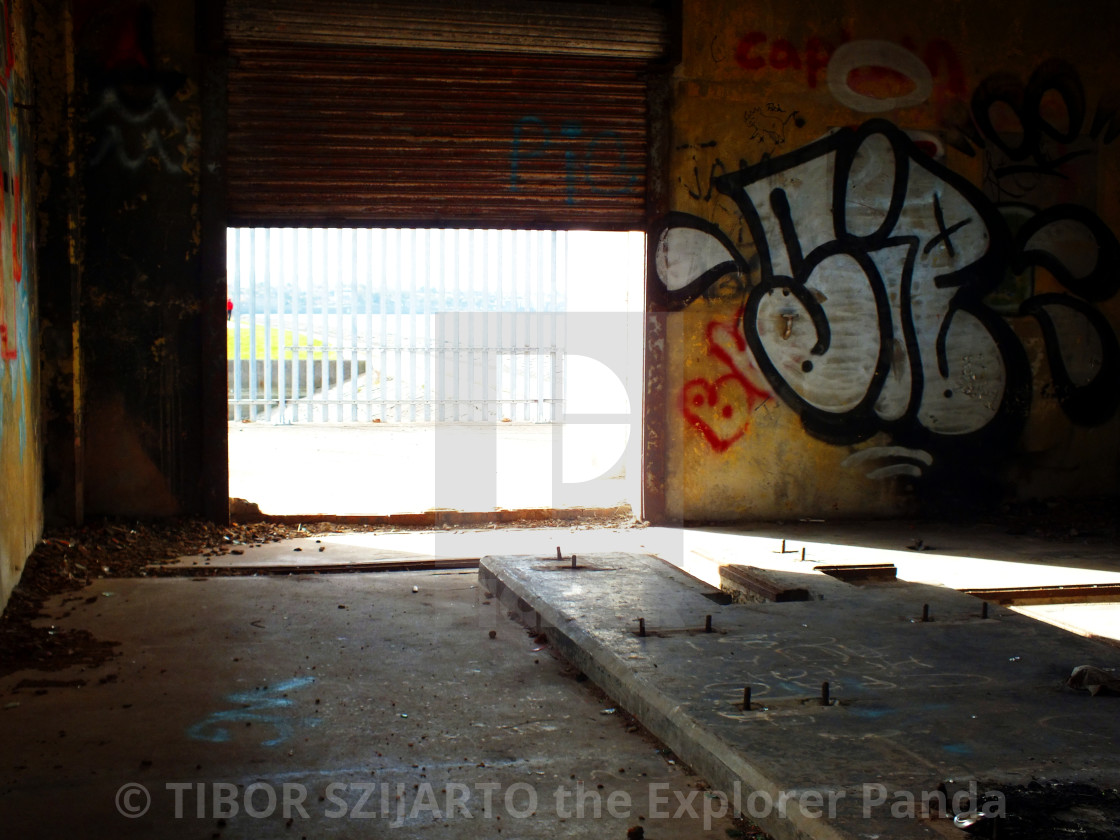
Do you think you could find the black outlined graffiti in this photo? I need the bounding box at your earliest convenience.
[651,212,755,310]
[1013,203,1120,303]
[944,59,1120,431]
[1020,293,1120,425]
[954,59,1089,163]
[743,105,805,148]
[676,140,726,202]
[656,118,1120,469]
[715,119,1031,454]
[946,57,1118,205]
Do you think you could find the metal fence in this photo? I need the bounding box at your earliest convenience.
[228,228,569,423]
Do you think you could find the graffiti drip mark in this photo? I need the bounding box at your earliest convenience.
[841,446,934,480]
[186,677,320,747]
[923,194,971,259]
[682,311,771,452]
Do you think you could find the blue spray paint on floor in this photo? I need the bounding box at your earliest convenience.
[187,676,321,747]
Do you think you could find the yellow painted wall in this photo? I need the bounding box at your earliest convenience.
[656,0,1120,519]
[0,0,43,607]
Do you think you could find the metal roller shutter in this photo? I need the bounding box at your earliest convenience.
[225,0,667,229]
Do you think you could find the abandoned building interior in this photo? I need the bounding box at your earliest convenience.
[2,0,1120,837]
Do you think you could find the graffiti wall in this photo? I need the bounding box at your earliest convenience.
[75,0,202,516]
[0,0,41,608]
[654,0,1120,519]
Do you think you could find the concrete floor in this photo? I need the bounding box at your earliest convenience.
[0,571,736,838]
[5,519,1119,839]
[167,521,1120,645]
[483,551,1120,840]
[228,422,639,516]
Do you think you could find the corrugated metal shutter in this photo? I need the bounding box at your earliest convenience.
[226,0,668,59]
[225,1,666,229]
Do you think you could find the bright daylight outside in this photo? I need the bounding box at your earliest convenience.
[227,228,645,516]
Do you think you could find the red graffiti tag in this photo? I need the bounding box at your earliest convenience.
[734,31,965,100]
[0,1,24,366]
[683,375,756,452]
[11,174,20,283]
[681,309,771,452]
[0,172,18,362]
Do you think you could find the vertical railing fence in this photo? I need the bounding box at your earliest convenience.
[228,228,568,423]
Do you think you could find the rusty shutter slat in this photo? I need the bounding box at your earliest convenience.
[226,0,668,60]
[226,44,651,228]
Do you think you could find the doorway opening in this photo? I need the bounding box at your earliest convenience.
[227,228,645,517]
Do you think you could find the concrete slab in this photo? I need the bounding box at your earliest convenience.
[0,572,736,839]
[158,526,674,572]
[163,523,1120,642]
[480,552,1120,840]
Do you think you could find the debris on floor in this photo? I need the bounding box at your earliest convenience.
[1068,665,1120,696]
[0,509,644,678]
[966,779,1120,839]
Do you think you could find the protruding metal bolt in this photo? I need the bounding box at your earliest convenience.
[981,602,989,620]
[572,553,577,570]
[801,547,806,562]
[704,614,713,633]
[743,686,752,711]
[820,681,831,706]
[922,604,930,622]
[637,617,646,637]
[556,546,562,561]
[781,539,786,553]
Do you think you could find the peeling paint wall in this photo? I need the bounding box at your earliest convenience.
[653,0,1120,520]
[1,0,43,609]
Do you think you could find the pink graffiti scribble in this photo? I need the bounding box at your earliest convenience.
[681,308,771,452]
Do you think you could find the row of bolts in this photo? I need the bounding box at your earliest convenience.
[555,546,992,710]
[631,613,831,710]
[634,603,988,712]
[779,539,993,622]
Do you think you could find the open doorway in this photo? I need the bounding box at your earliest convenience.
[227,228,645,517]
